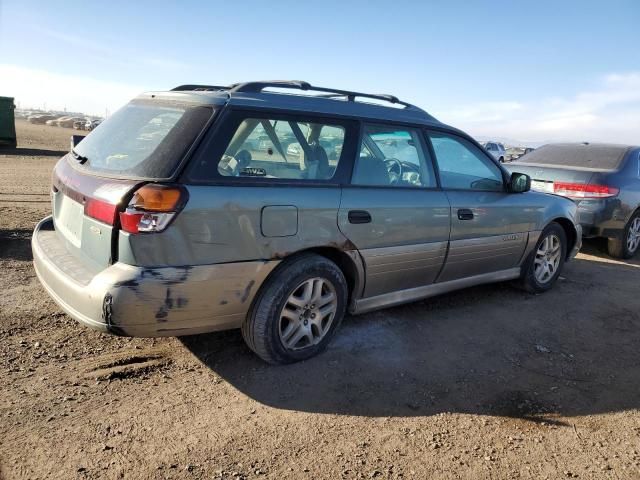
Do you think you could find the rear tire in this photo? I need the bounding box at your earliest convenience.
[242,253,348,365]
[607,212,640,259]
[520,223,567,293]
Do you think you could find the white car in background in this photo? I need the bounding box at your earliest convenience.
[483,141,507,163]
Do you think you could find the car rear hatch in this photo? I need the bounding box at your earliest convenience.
[51,159,139,272]
[49,98,215,272]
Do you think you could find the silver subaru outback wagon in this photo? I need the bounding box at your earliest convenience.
[32,81,581,364]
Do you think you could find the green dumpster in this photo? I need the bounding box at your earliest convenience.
[0,96,17,148]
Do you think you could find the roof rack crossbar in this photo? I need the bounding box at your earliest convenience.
[229,81,419,110]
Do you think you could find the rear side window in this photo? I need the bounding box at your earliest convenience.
[216,118,345,180]
[73,101,213,179]
[429,132,504,191]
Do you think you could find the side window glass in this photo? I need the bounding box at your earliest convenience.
[217,118,345,180]
[352,124,436,188]
[429,132,504,191]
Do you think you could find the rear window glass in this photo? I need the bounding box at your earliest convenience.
[514,144,629,170]
[213,118,345,180]
[72,101,213,178]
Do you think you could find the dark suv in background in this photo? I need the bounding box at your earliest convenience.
[32,81,581,364]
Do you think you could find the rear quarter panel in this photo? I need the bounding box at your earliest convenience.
[119,185,349,267]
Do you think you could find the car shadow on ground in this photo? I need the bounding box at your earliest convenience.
[0,230,33,261]
[181,255,640,423]
[0,147,68,157]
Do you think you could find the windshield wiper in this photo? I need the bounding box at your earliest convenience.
[71,149,89,164]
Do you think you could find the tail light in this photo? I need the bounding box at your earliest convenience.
[119,184,187,234]
[84,198,118,225]
[553,182,619,199]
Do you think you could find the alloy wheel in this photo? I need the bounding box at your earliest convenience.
[627,217,640,254]
[534,234,562,284]
[278,277,338,351]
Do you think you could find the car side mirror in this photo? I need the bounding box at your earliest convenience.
[70,135,84,150]
[509,172,531,193]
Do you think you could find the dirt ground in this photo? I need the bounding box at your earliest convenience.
[1,119,639,480]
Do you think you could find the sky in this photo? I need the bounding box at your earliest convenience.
[0,0,639,144]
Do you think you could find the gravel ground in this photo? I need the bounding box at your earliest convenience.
[1,120,639,479]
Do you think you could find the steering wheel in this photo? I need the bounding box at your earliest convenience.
[384,158,403,185]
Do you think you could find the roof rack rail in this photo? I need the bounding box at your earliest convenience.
[228,80,421,111]
[229,80,312,93]
[170,80,426,113]
[171,84,228,91]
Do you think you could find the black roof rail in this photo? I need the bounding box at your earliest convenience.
[171,84,228,91]
[229,80,421,111]
[171,80,426,113]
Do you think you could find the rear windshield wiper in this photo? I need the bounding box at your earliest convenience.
[71,149,89,164]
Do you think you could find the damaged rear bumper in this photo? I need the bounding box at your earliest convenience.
[32,216,278,337]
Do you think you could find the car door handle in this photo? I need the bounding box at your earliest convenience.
[348,210,372,224]
[457,209,474,220]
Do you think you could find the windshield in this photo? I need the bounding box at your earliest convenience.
[73,100,213,178]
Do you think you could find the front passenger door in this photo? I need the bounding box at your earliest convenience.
[427,131,530,282]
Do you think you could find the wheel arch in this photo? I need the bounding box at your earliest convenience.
[625,205,640,225]
[301,246,364,304]
[250,246,365,316]
[549,216,578,259]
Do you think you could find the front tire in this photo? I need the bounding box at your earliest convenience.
[520,223,567,293]
[242,253,348,364]
[607,212,640,259]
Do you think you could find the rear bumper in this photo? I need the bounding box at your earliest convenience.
[576,199,626,238]
[32,216,279,337]
[570,224,583,259]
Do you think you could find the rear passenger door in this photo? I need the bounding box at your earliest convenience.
[181,109,358,266]
[338,123,451,298]
[426,131,528,282]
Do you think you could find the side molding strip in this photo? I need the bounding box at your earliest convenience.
[351,267,522,315]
